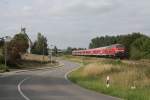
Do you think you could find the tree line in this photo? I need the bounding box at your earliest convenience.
[31,33,48,55]
[89,32,150,59]
[0,32,49,68]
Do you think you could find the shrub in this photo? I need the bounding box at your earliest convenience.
[0,64,9,72]
[130,37,150,59]
[0,55,4,64]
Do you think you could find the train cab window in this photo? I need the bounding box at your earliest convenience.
[116,45,124,48]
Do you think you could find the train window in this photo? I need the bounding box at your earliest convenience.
[116,45,124,48]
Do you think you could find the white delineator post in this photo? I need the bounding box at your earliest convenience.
[106,76,110,88]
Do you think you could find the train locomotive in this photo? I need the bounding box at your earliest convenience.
[72,44,126,58]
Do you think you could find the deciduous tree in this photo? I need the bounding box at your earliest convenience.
[7,33,29,64]
[31,33,48,55]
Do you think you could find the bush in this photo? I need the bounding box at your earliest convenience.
[7,33,29,65]
[0,55,4,64]
[130,37,150,59]
[0,64,9,72]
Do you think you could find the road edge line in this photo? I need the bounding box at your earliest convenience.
[18,77,31,100]
[0,63,64,78]
[64,64,81,81]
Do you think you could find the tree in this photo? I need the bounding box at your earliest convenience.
[53,46,58,56]
[31,33,48,55]
[7,33,29,64]
[118,33,145,53]
[89,36,117,48]
[0,39,4,64]
[0,39,4,48]
[64,47,73,54]
[89,32,147,58]
[130,36,150,59]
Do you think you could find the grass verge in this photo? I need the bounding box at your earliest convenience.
[65,55,150,100]
[0,64,9,73]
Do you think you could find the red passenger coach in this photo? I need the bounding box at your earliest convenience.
[72,44,126,58]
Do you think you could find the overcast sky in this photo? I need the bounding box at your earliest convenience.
[0,0,150,49]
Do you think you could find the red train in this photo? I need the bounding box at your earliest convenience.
[72,44,126,58]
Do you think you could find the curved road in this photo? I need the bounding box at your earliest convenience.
[0,60,119,100]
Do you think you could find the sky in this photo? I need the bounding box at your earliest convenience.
[0,0,150,49]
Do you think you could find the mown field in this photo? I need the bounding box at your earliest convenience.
[21,53,50,62]
[63,55,150,100]
[0,53,57,72]
[15,53,57,69]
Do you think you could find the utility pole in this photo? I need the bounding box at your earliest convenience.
[50,45,54,64]
[4,39,7,69]
[3,36,12,71]
[43,41,45,63]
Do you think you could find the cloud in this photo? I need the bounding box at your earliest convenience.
[0,0,150,49]
[23,6,32,11]
[63,0,118,16]
[0,0,119,17]
[39,0,119,16]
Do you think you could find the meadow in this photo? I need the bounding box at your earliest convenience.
[64,55,150,100]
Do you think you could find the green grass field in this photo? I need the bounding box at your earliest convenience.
[65,55,150,100]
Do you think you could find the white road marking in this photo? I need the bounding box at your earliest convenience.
[64,65,81,81]
[18,77,31,100]
[17,64,64,100]
[0,62,64,78]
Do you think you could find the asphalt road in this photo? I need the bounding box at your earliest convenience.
[0,60,119,100]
